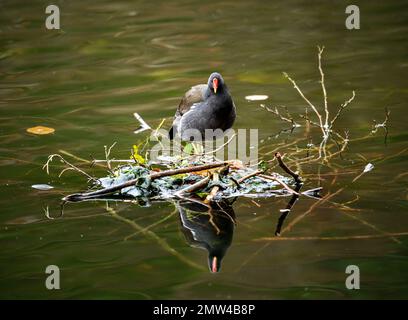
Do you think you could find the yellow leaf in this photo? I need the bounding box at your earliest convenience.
[130,144,146,164]
[26,126,55,135]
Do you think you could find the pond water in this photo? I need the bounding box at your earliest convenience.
[0,0,407,299]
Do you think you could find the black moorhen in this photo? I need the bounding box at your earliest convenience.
[169,72,236,141]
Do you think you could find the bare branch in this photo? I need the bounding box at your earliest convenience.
[274,152,302,184]
[283,72,325,136]
[330,91,356,129]
[260,104,301,128]
[317,46,329,130]
[133,112,152,134]
[43,154,97,182]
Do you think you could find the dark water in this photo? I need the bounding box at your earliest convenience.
[1,0,407,299]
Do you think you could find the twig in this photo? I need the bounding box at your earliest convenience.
[205,172,220,202]
[274,152,302,184]
[260,104,301,128]
[258,173,300,195]
[150,162,227,180]
[283,72,325,136]
[175,176,211,196]
[279,48,356,163]
[43,154,97,183]
[133,112,152,134]
[371,107,391,134]
[237,170,263,184]
[317,46,329,130]
[299,114,321,129]
[372,107,391,144]
[104,142,117,172]
[204,133,237,155]
[153,118,166,137]
[330,91,356,129]
[179,134,237,163]
[91,159,135,163]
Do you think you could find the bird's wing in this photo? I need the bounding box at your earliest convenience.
[176,84,207,116]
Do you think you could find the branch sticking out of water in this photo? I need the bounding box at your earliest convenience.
[104,142,117,173]
[259,47,358,164]
[330,91,356,130]
[260,104,301,128]
[371,107,391,144]
[274,152,302,184]
[283,71,325,137]
[43,154,98,183]
[133,112,151,134]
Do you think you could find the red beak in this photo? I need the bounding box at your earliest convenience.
[212,78,218,94]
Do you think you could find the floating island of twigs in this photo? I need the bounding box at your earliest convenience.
[55,153,320,205]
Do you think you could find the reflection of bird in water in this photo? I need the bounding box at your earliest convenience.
[177,199,235,273]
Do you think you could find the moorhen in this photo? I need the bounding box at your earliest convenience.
[169,72,236,141]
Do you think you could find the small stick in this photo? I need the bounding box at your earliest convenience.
[371,107,391,144]
[274,152,302,184]
[259,174,300,196]
[104,142,117,172]
[133,112,152,134]
[205,172,220,202]
[204,133,236,155]
[237,170,263,183]
[43,154,97,183]
[260,104,301,128]
[283,72,325,136]
[92,159,135,163]
[149,162,226,179]
[175,176,210,196]
[205,165,230,202]
[317,46,329,130]
[330,91,355,130]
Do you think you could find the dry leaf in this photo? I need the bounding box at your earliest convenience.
[26,126,55,135]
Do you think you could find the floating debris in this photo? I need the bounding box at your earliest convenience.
[26,126,55,135]
[353,163,375,183]
[245,95,268,101]
[363,163,374,173]
[32,184,54,190]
